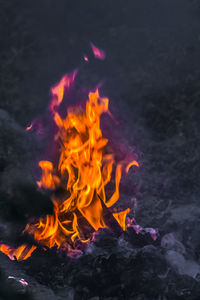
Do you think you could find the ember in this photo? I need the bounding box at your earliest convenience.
[91,42,106,60]
[25,119,44,134]
[0,69,138,261]
[8,276,28,287]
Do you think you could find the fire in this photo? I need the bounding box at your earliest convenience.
[90,43,106,60]
[0,73,138,261]
[0,244,36,261]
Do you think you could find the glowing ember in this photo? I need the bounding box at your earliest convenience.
[91,43,106,60]
[25,119,44,134]
[8,276,28,286]
[26,123,33,131]
[83,55,89,62]
[0,71,139,261]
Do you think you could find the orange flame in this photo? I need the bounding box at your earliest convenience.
[0,244,36,261]
[126,160,139,173]
[0,75,138,261]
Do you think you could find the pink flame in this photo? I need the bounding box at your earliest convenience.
[91,43,106,60]
[49,70,77,113]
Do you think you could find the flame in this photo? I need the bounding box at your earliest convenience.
[0,74,138,261]
[26,123,33,131]
[91,43,106,60]
[0,244,36,261]
[49,70,77,114]
[126,160,139,173]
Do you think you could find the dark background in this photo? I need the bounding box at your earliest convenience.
[0,0,200,299]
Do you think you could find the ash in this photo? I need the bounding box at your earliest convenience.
[1,0,200,299]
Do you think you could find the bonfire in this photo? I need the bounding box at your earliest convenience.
[0,48,139,261]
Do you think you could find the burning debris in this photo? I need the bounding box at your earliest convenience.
[0,64,141,261]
